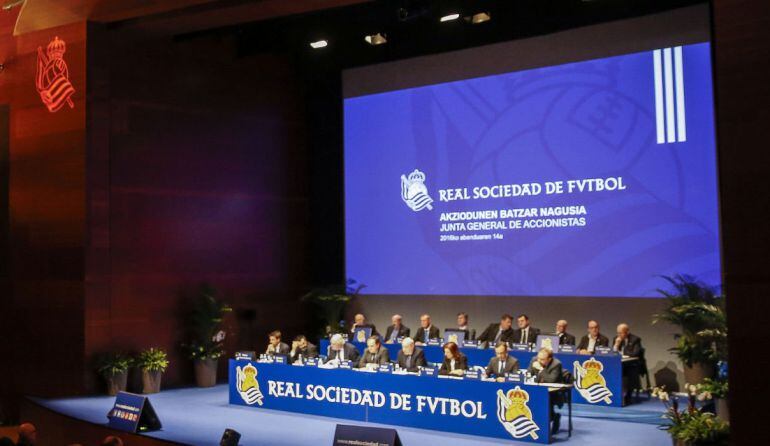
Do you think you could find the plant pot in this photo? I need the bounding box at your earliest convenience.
[105,371,128,396]
[194,358,218,387]
[715,397,729,423]
[683,363,714,384]
[142,369,163,394]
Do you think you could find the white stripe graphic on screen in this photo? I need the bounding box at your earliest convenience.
[663,48,676,143]
[674,46,687,142]
[654,46,687,144]
[653,49,666,143]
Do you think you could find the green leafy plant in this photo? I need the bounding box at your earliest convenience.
[96,353,132,377]
[653,385,729,445]
[302,278,365,335]
[653,275,727,367]
[182,284,232,361]
[697,378,728,400]
[136,348,169,373]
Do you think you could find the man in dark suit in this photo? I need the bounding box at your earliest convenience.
[384,314,411,344]
[513,314,541,345]
[289,335,318,364]
[484,343,519,380]
[477,314,515,346]
[358,336,390,369]
[577,320,610,354]
[614,323,643,404]
[413,314,440,345]
[454,312,474,340]
[613,323,642,357]
[266,330,290,356]
[351,313,380,338]
[396,337,426,372]
[527,348,565,434]
[555,320,576,346]
[326,333,360,363]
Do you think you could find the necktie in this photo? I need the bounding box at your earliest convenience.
[522,329,528,344]
[406,355,411,369]
[390,327,398,342]
[424,329,429,343]
[499,360,504,374]
[494,329,502,343]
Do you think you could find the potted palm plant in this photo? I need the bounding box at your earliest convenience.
[136,348,169,394]
[182,284,232,387]
[653,275,727,384]
[302,279,365,336]
[96,353,132,396]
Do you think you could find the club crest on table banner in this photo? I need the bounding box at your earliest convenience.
[496,386,540,440]
[573,357,613,404]
[236,363,264,406]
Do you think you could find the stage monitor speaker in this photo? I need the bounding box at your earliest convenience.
[220,428,241,446]
[107,391,162,433]
[333,424,401,446]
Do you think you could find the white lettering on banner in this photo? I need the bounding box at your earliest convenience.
[415,395,487,419]
[267,380,485,418]
[437,177,626,202]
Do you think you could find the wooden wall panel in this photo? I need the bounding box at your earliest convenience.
[83,29,312,390]
[0,7,88,421]
[712,0,770,443]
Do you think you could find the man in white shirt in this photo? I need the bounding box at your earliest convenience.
[577,320,610,354]
[484,343,520,381]
[326,333,360,363]
[413,314,440,345]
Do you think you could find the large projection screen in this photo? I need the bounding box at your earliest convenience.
[343,5,720,298]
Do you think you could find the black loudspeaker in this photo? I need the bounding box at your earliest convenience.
[220,428,241,446]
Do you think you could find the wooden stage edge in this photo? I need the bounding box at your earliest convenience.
[19,398,182,446]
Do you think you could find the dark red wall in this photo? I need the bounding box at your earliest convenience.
[0,8,88,419]
[83,27,312,390]
[713,1,770,444]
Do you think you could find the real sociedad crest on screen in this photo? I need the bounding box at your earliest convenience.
[573,357,613,404]
[236,363,264,406]
[496,386,540,440]
[400,169,433,212]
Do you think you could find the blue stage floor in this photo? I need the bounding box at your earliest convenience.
[33,385,672,446]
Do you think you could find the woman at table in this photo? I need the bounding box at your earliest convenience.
[439,342,467,376]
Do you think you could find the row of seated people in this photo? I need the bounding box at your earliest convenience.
[265,313,642,362]
[266,330,560,381]
[264,314,644,404]
[355,312,642,356]
[266,313,642,358]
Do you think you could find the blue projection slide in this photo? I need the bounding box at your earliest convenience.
[344,42,721,297]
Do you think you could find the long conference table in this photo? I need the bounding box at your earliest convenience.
[319,339,627,407]
[229,359,570,444]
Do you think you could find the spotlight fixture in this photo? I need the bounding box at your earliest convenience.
[2,0,24,10]
[309,40,328,49]
[364,33,387,46]
[439,13,460,23]
[468,12,491,24]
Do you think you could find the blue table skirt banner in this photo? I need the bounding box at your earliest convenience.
[229,360,553,443]
[319,340,622,407]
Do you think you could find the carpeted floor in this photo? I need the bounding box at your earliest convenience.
[33,385,673,446]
